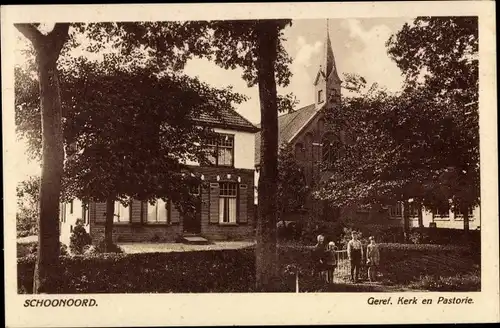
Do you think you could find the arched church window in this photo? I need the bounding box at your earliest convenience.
[304,132,313,157]
[294,143,304,160]
[322,133,341,166]
[317,118,325,136]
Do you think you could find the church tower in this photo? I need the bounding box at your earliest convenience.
[313,21,341,109]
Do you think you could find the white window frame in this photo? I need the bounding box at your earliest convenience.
[433,200,451,221]
[146,199,169,224]
[388,202,403,219]
[114,201,131,223]
[454,207,474,221]
[219,182,238,224]
[206,134,234,167]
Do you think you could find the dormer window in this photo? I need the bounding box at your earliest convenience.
[206,133,234,167]
[317,89,324,103]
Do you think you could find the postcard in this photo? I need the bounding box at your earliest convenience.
[2,1,498,327]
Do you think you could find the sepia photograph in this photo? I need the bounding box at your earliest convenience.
[2,2,498,327]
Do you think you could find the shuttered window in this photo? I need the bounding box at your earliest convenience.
[388,202,402,218]
[82,202,89,224]
[433,201,450,219]
[146,199,169,223]
[114,202,131,223]
[219,182,237,223]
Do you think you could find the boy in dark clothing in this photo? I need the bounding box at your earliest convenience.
[347,231,363,283]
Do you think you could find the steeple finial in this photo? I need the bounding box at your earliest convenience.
[323,18,338,79]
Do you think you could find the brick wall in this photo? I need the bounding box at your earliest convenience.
[88,166,255,242]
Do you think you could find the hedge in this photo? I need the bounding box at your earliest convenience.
[375,243,480,287]
[17,243,479,293]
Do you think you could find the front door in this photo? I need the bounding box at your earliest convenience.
[184,187,202,234]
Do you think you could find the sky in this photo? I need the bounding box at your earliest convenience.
[14,17,412,180]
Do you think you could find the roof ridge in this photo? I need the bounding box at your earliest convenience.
[282,103,316,135]
[227,107,258,130]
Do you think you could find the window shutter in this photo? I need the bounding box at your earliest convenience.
[94,202,106,223]
[130,199,142,224]
[209,183,220,223]
[238,184,248,223]
[201,183,210,222]
[170,200,180,224]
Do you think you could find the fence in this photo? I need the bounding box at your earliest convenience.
[333,249,368,282]
[334,250,350,280]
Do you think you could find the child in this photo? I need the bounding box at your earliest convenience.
[366,236,380,282]
[313,234,328,281]
[326,241,338,284]
[347,231,363,283]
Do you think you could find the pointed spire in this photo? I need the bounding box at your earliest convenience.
[323,19,338,79]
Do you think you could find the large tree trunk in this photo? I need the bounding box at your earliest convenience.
[462,204,470,240]
[255,20,280,292]
[105,197,115,252]
[15,23,70,294]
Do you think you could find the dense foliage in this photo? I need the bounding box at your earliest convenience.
[277,143,308,218]
[316,17,479,235]
[69,220,92,255]
[16,176,40,237]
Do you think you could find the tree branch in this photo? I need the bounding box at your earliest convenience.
[48,23,70,55]
[14,23,44,46]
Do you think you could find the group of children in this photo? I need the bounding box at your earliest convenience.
[313,231,380,284]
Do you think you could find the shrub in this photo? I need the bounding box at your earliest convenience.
[17,245,325,294]
[18,249,257,294]
[17,242,480,294]
[83,245,98,255]
[69,219,92,255]
[376,243,480,288]
[409,230,427,244]
[20,241,69,257]
[300,220,345,245]
[150,234,161,243]
[277,220,303,241]
[94,239,124,254]
[16,208,38,238]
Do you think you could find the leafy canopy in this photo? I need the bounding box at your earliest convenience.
[317,16,479,212]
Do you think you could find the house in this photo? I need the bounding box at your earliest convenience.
[254,26,480,231]
[60,107,259,245]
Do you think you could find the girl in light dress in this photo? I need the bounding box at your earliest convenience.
[366,236,380,282]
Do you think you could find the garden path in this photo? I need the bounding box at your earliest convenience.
[118,241,256,253]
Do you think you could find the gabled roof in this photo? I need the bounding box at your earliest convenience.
[193,108,259,133]
[254,103,319,165]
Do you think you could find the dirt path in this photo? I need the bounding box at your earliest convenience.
[318,280,423,292]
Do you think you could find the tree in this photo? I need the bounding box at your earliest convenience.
[277,143,307,219]
[15,20,293,292]
[14,21,246,291]
[386,16,479,233]
[15,23,70,293]
[16,43,245,252]
[60,58,244,250]
[201,20,289,291]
